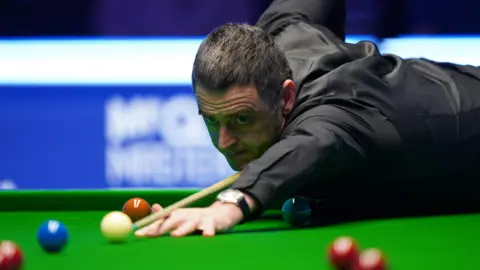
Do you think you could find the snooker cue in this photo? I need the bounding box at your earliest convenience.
[132,172,241,231]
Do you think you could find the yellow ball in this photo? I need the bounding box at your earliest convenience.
[100,211,132,243]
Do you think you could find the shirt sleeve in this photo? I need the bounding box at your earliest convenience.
[231,104,401,216]
[255,0,346,40]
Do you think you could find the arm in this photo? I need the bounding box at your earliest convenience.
[231,104,401,217]
[255,0,346,40]
[255,0,364,88]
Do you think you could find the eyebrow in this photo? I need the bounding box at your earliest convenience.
[198,108,255,117]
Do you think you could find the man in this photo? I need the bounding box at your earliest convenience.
[135,0,480,237]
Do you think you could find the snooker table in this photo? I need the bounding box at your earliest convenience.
[0,190,479,270]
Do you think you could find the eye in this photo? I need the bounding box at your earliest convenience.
[204,116,218,125]
[234,115,251,125]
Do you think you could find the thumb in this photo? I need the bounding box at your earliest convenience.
[151,203,163,212]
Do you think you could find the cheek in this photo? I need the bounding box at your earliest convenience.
[206,128,220,146]
[240,122,278,146]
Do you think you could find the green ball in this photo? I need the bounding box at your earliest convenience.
[281,196,311,226]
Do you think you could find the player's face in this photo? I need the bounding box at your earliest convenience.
[196,83,294,171]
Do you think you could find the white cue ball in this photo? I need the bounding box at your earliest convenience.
[100,211,133,243]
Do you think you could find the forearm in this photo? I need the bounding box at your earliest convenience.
[232,125,342,211]
[230,104,401,218]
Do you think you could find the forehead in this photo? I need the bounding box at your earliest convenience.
[196,85,265,115]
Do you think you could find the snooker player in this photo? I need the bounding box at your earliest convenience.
[135,0,480,237]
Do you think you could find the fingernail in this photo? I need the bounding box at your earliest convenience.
[171,232,183,238]
[135,228,146,237]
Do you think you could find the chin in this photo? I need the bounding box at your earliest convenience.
[227,160,248,172]
[228,163,242,172]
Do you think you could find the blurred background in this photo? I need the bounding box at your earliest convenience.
[0,0,479,190]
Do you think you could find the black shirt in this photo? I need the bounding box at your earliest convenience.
[231,0,480,215]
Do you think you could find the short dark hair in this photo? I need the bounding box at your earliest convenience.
[191,23,292,109]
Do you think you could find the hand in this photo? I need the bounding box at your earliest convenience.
[134,202,244,237]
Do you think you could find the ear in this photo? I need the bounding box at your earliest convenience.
[281,79,295,116]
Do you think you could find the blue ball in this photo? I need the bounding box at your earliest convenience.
[281,196,311,226]
[37,220,68,253]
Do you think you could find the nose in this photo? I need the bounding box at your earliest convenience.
[218,126,238,151]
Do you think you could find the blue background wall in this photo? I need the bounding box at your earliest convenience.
[1,36,479,190]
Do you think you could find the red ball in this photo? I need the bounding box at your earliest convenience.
[328,236,359,269]
[0,241,23,270]
[353,248,387,270]
[122,197,151,222]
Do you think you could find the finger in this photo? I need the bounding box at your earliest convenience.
[155,211,187,236]
[170,221,197,237]
[151,203,163,212]
[135,218,164,237]
[201,217,216,237]
[135,203,165,237]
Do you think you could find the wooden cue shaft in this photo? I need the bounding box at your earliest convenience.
[132,172,241,230]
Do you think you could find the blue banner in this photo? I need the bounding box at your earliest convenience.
[0,85,235,189]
